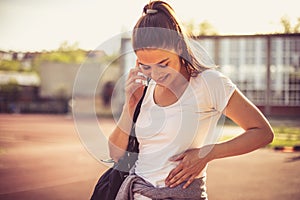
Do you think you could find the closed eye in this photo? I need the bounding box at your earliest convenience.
[139,63,151,70]
[158,62,170,68]
[138,58,169,70]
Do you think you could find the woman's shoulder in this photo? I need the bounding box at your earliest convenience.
[190,69,223,84]
[192,68,235,91]
[197,68,234,84]
[199,68,225,80]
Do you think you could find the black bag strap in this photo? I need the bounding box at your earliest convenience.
[132,86,148,130]
[118,86,148,169]
[127,86,148,153]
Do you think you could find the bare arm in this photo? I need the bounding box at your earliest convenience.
[108,65,147,162]
[166,89,274,188]
[108,105,133,162]
[209,89,274,160]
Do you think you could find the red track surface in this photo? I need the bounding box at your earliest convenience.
[0,114,299,200]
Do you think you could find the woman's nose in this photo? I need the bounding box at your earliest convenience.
[150,67,161,79]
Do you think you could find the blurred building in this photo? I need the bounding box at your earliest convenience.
[0,49,120,114]
[120,34,300,117]
[0,51,41,113]
[0,72,40,113]
[38,50,120,116]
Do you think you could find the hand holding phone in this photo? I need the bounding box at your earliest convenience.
[135,72,148,86]
[124,63,148,109]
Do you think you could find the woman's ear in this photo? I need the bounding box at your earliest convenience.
[135,59,139,67]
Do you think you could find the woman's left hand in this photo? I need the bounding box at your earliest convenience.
[165,145,214,189]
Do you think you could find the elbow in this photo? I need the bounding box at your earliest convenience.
[268,130,274,144]
[109,152,120,163]
[269,130,274,144]
[108,130,129,162]
[108,138,124,163]
[263,127,274,146]
[108,148,123,163]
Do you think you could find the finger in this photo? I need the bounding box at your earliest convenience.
[165,163,183,184]
[127,76,147,85]
[129,68,137,75]
[127,67,148,86]
[133,75,148,85]
[183,175,196,189]
[168,170,185,185]
[125,78,144,100]
[126,73,147,87]
[126,78,147,89]
[167,165,190,186]
[128,67,144,77]
[127,68,147,80]
[169,171,191,188]
[169,153,185,161]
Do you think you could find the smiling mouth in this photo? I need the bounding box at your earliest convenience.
[157,74,169,83]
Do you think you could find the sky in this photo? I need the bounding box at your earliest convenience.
[0,0,299,52]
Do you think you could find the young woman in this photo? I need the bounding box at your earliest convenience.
[108,1,274,199]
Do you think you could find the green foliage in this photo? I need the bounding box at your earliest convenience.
[183,20,197,36]
[220,126,300,148]
[273,126,300,135]
[293,17,300,33]
[0,60,21,71]
[183,20,218,36]
[34,41,87,64]
[280,16,292,33]
[0,80,21,100]
[280,15,300,33]
[268,126,300,147]
[198,20,218,36]
[99,53,120,65]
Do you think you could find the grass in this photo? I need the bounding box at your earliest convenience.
[270,126,300,147]
[220,126,300,148]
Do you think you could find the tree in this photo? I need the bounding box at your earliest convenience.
[280,15,300,33]
[198,20,218,36]
[293,17,300,33]
[35,41,86,64]
[0,80,20,113]
[183,20,218,36]
[183,20,197,36]
[280,16,292,33]
[0,60,21,71]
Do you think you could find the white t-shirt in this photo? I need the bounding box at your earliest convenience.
[134,69,236,187]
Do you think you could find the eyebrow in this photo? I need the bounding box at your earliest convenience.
[138,58,169,66]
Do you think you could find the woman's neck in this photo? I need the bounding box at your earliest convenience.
[165,65,190,93]
[154,67,190,106]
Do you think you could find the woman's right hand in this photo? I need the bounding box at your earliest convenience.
[124,65,147,112]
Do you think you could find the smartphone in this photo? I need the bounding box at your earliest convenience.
[136,72,149,86]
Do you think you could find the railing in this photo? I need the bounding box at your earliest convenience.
[197,34,300,115]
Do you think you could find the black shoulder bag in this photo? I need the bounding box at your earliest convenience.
[90,87,147,200]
